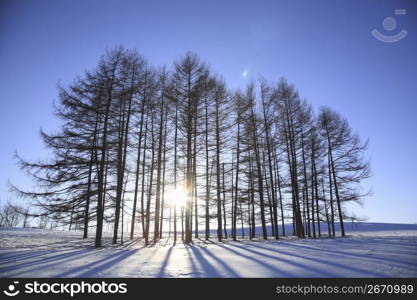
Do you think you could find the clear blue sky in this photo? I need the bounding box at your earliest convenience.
[0,0,416,223]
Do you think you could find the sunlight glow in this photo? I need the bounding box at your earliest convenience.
[167,186,187,208]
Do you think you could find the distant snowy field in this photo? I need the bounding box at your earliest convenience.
[1,223,417,278]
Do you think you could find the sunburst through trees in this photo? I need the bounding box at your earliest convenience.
[10,47,370,247]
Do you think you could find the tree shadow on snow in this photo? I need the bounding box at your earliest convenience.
[223,242,386,277]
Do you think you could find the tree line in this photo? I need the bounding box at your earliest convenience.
[0,200,32,228]
[11,47,370,247]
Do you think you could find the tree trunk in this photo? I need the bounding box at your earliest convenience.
[215,92,222,242]
[232,117,240,240]
[326,127,346,237]
[131,95,146,240]
[154,74,165,241]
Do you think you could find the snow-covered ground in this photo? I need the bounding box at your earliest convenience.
[1,223,417,278]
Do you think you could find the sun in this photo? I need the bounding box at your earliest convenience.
[167,186,187,207]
